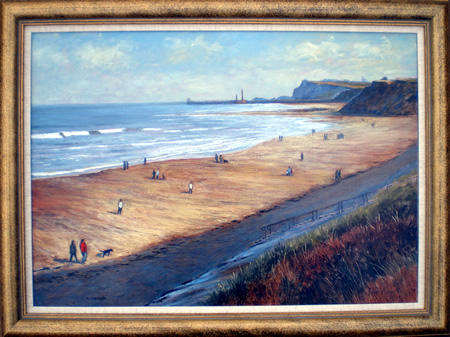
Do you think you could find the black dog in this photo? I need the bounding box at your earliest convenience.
[99,249,113,257]
[223,159,228,163]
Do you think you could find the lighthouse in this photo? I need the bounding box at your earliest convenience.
[236,88,247,104]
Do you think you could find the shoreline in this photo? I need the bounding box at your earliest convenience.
[31,114,418,272]
[31,103,343,181]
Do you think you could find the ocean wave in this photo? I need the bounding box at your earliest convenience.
[67,154,91,159]
[187,128,209,132]
[62,131,90,137]
[64,144,117,150]
[31,163,120,178]
[130,142,159,147]
[31,128,141,139]
[99,128,125,134]
[32,131,92,139]
[31,132,62,139]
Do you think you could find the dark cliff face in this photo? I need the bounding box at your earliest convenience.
[339,80,418,116]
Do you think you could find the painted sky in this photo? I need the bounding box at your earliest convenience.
[31,30,418,105]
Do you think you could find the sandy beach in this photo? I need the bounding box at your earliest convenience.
[32,113,418,272]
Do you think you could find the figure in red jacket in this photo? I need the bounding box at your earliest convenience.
[80,239,87,264]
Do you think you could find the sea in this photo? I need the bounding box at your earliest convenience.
[30,102,332,179]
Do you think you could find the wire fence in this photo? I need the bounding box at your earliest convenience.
[261,176,417,240]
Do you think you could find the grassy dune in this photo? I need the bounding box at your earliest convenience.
[205,177,418,305]
[32,114,417,271]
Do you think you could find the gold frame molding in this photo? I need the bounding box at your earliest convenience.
[1,1,448,336]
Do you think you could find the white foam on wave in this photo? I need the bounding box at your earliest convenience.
[99,128,125,134]
[32,128,136,140]
[65,144,114,150]
[130,142,159,147]
[63,131,90,137]
[187,128,209,132]
[32,163,120,178]
[32,130,90,139]
[31,132,62,139]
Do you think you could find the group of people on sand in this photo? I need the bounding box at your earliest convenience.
[215,153,228,164]
[123,158,167,181]
[69,239,88,264]
[151,168,165,180]
[286,166,293,176]
[335,169,343,183]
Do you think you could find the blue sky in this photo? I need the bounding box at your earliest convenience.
[31,30,418,105]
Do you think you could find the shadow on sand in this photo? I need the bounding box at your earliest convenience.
[53,258,81,264]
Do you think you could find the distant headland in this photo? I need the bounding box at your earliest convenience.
[187,79,371,105]
[187,77,418,117]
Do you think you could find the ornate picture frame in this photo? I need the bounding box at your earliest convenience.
[1,1,448,335]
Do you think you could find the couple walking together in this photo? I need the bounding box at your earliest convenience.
[69,239,88,264]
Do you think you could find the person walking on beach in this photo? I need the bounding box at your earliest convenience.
[80,239,87,264]
[215,154,219,163]
[69,240,78,263]
[188,181,193,194]
[156,169,160,180]
[219,154,223,164]
[117,199,123,215]
[301,152,304,161]
[123,161,127,170]
[152,169,156,179]
[144,157,147,165]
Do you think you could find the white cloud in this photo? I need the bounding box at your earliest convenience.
[284,40,344,63]
[352,37,392,60]
[76,41,133,70]
[32,44,69,69]
[165,35,223,63]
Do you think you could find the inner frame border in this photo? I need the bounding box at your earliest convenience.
[20,20,428,317]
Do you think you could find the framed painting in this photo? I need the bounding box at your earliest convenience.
[1,0,448,336]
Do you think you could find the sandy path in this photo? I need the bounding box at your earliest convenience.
[33,145,417,306]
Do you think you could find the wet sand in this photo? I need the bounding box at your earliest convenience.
[32,114,417,273]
